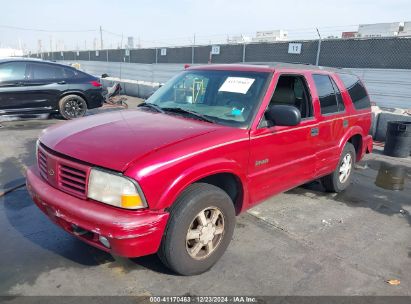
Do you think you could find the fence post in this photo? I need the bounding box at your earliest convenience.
[155,48,158,64]
[242,43,246,62]
[106,50,109,62]
[315,28,322,66]
[191,34,196,64]
[88,51,91,61]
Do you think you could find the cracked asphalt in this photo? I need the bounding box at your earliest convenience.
[0,102,410,296]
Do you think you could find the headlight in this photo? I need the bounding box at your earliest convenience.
[87,168,146,210]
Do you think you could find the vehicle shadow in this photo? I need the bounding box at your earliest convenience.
[130,255,175,275]
[295,158,411,229]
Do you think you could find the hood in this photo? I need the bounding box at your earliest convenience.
[40,109,219,171]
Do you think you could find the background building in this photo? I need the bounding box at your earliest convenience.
[342,31,358,39]
[127,36,134,49]
[399,21,411,36]
[0,48,24,57]
[357,22,401,37]
[252,30,288,42]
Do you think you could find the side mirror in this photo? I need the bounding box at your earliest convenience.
[265,105,301,126]
[101,73,109,78]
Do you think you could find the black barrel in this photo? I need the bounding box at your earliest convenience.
[383,121,411,157]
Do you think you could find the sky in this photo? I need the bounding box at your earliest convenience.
[1,0,411,51]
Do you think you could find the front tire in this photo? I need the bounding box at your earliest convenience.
[321,142,356,193]
[58,95,87,120]
[158,183,236,276]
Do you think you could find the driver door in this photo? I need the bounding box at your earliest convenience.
[0,61,29,113]
[247,73,319,205]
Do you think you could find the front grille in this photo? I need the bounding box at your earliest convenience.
[37,144,90,199]
[38,149,48,180]
[59,164,87,197]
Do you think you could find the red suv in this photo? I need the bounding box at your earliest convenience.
[27,63,373,275]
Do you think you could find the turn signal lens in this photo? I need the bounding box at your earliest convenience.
[121,194,143,209]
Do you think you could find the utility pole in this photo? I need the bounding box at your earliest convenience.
[99,25,104,50]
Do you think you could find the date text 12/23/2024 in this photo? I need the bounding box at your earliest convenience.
[149,296,258,303]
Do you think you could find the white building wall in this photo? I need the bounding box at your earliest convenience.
[0,48,24,57]
[358,22,401,37]
[399,21,411,36]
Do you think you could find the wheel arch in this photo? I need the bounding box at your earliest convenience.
[195,172,244,215]
[347,133,363,162]
[156,161,248,215]
[59,91,89,107]
[339,126,364,162]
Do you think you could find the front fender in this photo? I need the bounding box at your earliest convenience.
[155,158,248,211]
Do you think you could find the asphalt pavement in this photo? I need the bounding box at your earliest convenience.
[0,101,410,296]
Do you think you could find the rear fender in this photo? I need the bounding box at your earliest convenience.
[338,126,364,160]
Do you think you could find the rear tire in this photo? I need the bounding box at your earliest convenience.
[58,95,87,120]
[158,183,236,276]
[321,142,356,193]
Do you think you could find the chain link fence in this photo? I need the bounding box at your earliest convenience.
[31,36,411,69]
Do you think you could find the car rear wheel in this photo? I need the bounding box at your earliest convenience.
[158,183,236,276]
[321,142,356,193]
[58,95,87,120]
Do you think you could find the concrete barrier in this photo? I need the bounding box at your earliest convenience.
[374,112,411,142]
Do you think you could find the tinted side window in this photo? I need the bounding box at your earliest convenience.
[330,77,345,112]
[30,63,65,80]
[0,62,27,82]
[313,74,338,114]
[338,73,371,109]
[72,70,89,79]
[64,68,77,78]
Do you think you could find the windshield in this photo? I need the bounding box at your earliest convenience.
[145,70,270,127]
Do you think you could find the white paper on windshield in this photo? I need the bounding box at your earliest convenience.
[218,77,255,94]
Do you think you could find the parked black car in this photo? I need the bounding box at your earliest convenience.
[0,58,104,119]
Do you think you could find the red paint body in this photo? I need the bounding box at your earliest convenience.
[26,64,373,258]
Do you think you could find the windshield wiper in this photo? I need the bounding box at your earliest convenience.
[162,107,215,123]
[138,102,165,113]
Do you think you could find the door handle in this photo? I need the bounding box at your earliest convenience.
[14,82,24,86]
[311,127,319,137]
[57,81,66,84]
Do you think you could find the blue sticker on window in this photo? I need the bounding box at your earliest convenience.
[231,107,244,116]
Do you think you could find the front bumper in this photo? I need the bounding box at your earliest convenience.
[26,166,169,258]
[86,88,104,109]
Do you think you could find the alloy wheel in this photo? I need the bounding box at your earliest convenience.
[186,207,225,260]
[339,153,352,183]
[63,98,86,118]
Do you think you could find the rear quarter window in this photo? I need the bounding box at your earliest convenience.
[64,68,77,78]
[338,73,371,110]
[312,74,340,115]
[73,70,92,79]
